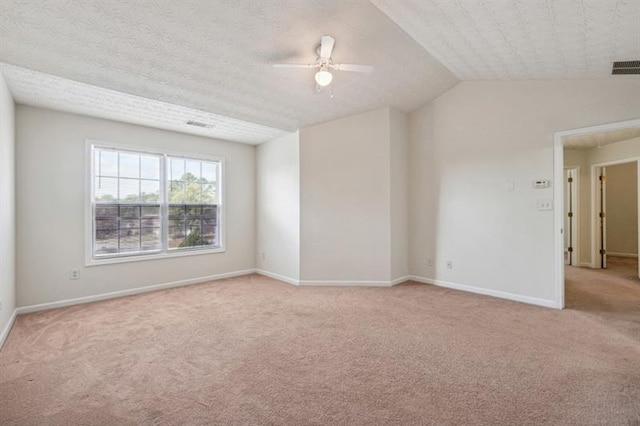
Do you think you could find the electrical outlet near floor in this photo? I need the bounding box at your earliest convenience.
[70,269,80,280]
[446,260,453,269]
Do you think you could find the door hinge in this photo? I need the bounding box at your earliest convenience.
[599,175,605,182]
[599,212,606,218]
[568,247,573,252]
[568,177,573,183]
[599,249,606,255]
[568,212,573,217]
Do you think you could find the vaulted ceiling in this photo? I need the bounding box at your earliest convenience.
[1,0,638,144]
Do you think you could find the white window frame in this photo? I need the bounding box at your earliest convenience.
[85,140,225,266]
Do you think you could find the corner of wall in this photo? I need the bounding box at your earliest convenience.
[0,71,17,348]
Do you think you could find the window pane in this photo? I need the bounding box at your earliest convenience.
[202,225,216,245]
[120,219,140,230]
[96,218,117,230]
[119,178,140,202]
[97,150,118,177]
[169,158,185,182]
[182,224,203,247]
[95,177,118,202]
[142,205,160,217]
[142,217,160,228]
[95,205,118,218]
[120,206,140,218]
[141,180,160,202]
[169,219,185,229]
[168,226,184,248]
[184,182,201,203]
[142,228,161,250]
[119,153,140,178]
[185,160,201,180]
[186,205,202,217]
[95,229,118,255]
[168,181,185,203]
[169,205,185,218]
[202,184,216,203]
[202,205,217,217]
[202,162,216,183]
[140,155,160,180]
[120,229,141,252]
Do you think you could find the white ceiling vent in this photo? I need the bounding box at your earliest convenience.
[185,120,215,129]
[611,60,640,75]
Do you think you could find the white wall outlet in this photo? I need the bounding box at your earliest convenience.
[446,260,453,269]
[537,199,553,211]
[70,269,80,280]
[427,258,434,266]
[505,180,515,191]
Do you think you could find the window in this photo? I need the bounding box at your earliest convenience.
[89,143,223,264]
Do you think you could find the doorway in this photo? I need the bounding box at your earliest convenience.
[553,118,640,309]
[592,160,639,274]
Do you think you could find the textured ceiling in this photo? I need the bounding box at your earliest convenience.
[563,127,640,150]
[371,0,640,79]
[0,0,459,133]
[0,63,288,144]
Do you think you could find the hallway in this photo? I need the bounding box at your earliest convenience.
[565,256,640,339]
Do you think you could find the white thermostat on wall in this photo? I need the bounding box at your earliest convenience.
[533,179,551,189]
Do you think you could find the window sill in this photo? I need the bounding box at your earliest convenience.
[85,246,226,267]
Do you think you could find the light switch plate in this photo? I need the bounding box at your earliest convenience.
[533,179,551,189]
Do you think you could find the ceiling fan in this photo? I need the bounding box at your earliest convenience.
[272,35,373,88]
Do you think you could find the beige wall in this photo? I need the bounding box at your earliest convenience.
[256,132,300,281]
[258,107,408,285]
[606,162,638,256]
[410,79,640,304]
[0,73,16,343]
[16,106,256,307]
[390,108,409,280]
[300,108,392,282]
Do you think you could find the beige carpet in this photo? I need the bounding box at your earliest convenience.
[1,267,639,425]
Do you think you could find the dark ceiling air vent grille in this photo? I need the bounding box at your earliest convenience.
[186,120,215,128]
[612,60,640,75]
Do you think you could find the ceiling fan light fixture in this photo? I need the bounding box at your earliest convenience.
[315,69,333,86]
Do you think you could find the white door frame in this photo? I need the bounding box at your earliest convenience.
[553,118,640,309]
[563,166,580,266]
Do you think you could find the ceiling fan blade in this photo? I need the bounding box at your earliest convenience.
[320,35,335,59]
[272,63,317,69]
[332,64,374,73]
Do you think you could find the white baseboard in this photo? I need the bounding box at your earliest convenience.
[0,309,18,350]
[298,276,409,287]
[390,276,411,286]
[408,275,560,309]
[256,270,410,288]
[607,252,638,259]
[579,262,596,268]
[16,269,256,315]
[255,269,300,286]
[298,280,388,287]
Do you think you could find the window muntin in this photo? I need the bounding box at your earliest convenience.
[91,145,222,261]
